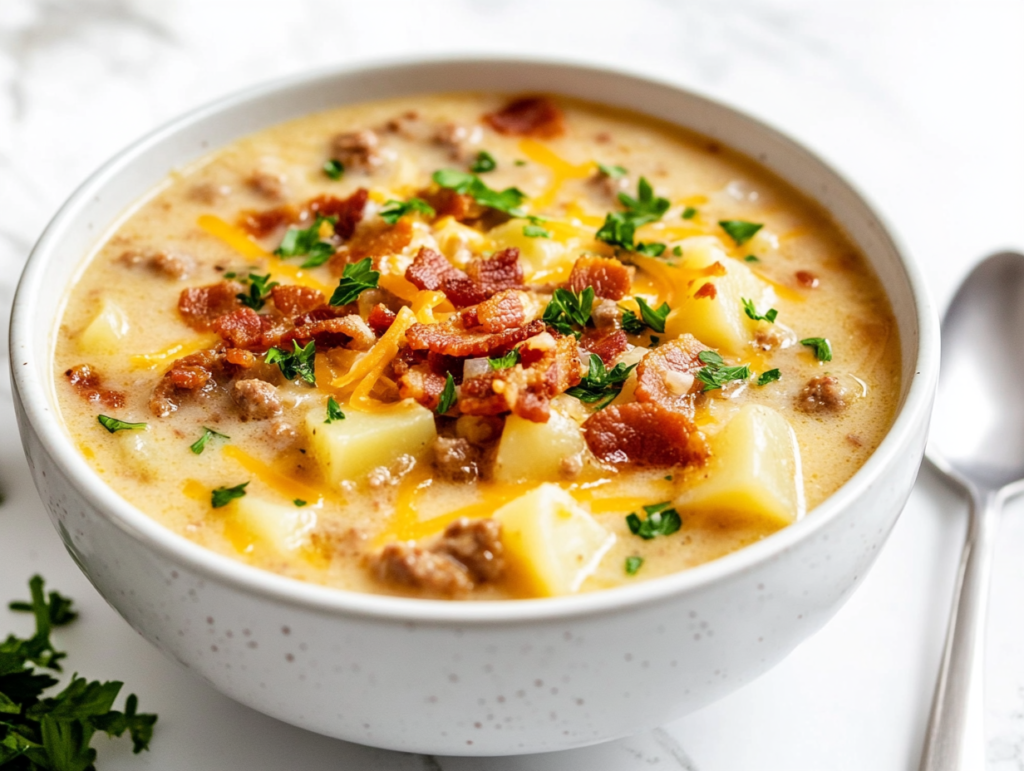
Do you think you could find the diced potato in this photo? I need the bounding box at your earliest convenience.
[115,427,159,480]
[306,399,436,485]
[495,484,615,597]
[432,216,487,263]
[233,496,317,552]
[664,236,773,354]
[78,298,129,354]
[675,404,804,526]
[493,410,586,484]
[487,219,571,275]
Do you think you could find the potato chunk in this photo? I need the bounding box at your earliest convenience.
[233,496,317,552]
[492,410,586,483]
[664,237,773,355]
[306,399,436,485]
[78,298,129,354]
[675,404,804,526]
[495,484,615,597]
[486,219,570,275]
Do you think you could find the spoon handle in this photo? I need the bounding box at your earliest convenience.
[919,485,1001,771]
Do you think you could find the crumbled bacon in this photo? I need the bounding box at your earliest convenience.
[484,96,565,138]
[307,189,368,240]
[407,317,543,359]
[280,317,357,351]
[634,334,707,413]
[150,349,228,416]
[566,256,633,300]
[238,205,296,238]
[178,280,244,331]
[367,303,397,335]
[579,329,629,365]
[466,248,524,294]
[64,364,125,409]
[405,247,523,309]
[397,364,449,411]
[213,308,265,349]
[460,290,525,333]
[693,282,717,300]
[418,187,479,222]
[796,270,820,289]
[584,402,708,467]
[271,285,325,317]
[225,348,256,368]
[333,218,413,269]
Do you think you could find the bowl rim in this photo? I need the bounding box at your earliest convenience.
[10,54,939,625]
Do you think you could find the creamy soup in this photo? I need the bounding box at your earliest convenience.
[53,93,900,600]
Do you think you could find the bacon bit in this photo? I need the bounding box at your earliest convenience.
[796,270,820,288]
[150,348,228,416]
[702,261,728,277]
[468,248,525,291]
[484,96,566,138]
[237,205,296,238]
[307,189,369,240]
[64,364,125,409]
[225,348,256,368]
[271,285,325,317]
[693,282,717,300]
[397,364,449,411]
[407,318,544,359]
[419,187,479,222]
[579,329,629,365]
[634,334,708,413]
[178,280,244,331]
[279,317,356,350]
[334,218,414,269]
[246,171,286,201]
[367,303,397,335]
[584,401,708,467]
[213,308,265,349]
[406,247,524,309]
[566,256,634,300]
[460,290,525,333]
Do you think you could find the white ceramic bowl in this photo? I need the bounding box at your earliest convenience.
[10,57,938,756]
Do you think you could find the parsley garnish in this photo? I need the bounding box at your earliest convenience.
[681,206,697,220]
[620,308,646,335]
[323,159,344,180]
[325,396,345,424]
[541,287,594,338]
[275,214,337,268]
[595,177,670,254]
[293,499,307,507]
[566,354,637,410]
[597,163,627,179]
[694,350,751,392]
[757,369,782,386]
[265,340,316,384]
[626,502,682,539]
[190,426,229,455]
[470,151,497,173]
[636,297,671,333]
[523,223,551,238]
[744,254,760,262]
[742,298,778,323]
[488,348,521,370]
[625,556,644,575]
[800,337,833,362]
[211,482,248,509]
[329,257,380,306]
[432,169,526,216]
[672,245,683,257]
[514,159,527,167]
[718,219,763,246]
[237,272,278,311]
[436,373,457,414]
[379,197,435,225]
[2,576,157,766]
[97,415,147,434]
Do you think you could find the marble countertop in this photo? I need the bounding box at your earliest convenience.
[1,1,1023,768]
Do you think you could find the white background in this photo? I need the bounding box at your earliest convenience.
[1,1,1023,768]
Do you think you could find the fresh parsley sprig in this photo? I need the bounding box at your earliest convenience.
[323,159,344,180]
[97,415,147,434]
[719,219,763,246]
[488,348,521,370]
[190,426,229,455]
[626,502,682,539]
[329,257,380,307]
[265,339,316,384]
[469,151,497,173]
[566,354,637,410]
[432,169,527,217]
[694,350,751,392]
[237,273,278,311]
[211,482,248,509]
[542,287,594,338]
[742,298,778,323]
[625,556,644,575]
[801,337,833,362]
[379,197,435,225]
[324,396,345,424]
[595,177,669,255]
[757,369,782,386]
[436,373,457,414]
[275,215,337,268]
[597,163,627,179]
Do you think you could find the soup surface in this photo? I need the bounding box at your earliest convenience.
[53,93,900,600]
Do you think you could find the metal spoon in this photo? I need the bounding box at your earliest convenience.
[920,251,1024,770]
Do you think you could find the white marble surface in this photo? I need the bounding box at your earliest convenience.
[1,1,1023,768]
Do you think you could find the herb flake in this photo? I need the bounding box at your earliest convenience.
[694,350,751,392]
[742,298,778,323]
[329,257,380,306]
[541,287,594,338]
[469,150,497,173]
[757,369,782,386]
[323,159,344,180]
[237,272,278,311]
[626,502,682,540]
[432,169,526,216]
[595,177,670,253]
[275,214,337,268]
[597,163,627,179]
[719,219,764,246]
[681,206,697,220]
[325,396,345,424]
[488,348,521,370]
[625,556,644,575]
[97,415,147,434]
[800,337,833,362]
[379,197,435,225]
[436,373,457,414]
[190,426,229,455]
[211,482,248,509]
[566,354,637,410]
[265,339,316,384]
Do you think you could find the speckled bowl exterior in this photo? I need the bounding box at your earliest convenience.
[9,58,938,756]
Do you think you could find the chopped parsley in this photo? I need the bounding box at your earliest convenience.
[293,499,308,507]
[595,177,670,254]
[329,257,380,306]
[541,287,594,338]
[566,354,637,410]
[97,415,147,434]
[625,556,644,575]
[597,163,627,179]
[190,426,230,455]
[681,206,698,220]
[436,373,457,414]
[694,350,751,392]
[757,369,782,386]
[265,340,316,385]
[744,254,760,263]
[718,219,763,246]
[626,502,682,540]
[742,298,778,323]
[672,245,683,257]
[523,222,551,239]
[379,197,435,225]
[432,169,526,216]
[801,337,833,362]
[514,159,527,167]
[636,297,671,333]
[2,576,157,767]
[469,150,497,173]
[324,396,345,424]
[275,214,337,268]
[488,348,521,370]
[620,308,646,335]
[211,482,248,509]
[323,159,344,180]
[237,272,278,311]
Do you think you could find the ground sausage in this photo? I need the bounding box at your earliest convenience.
[436,518,504,583]
[231,379,283,421]
[432,436,481,483]
[330,129,383,173]
[371,543,473,596]
[796,375,848,414]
